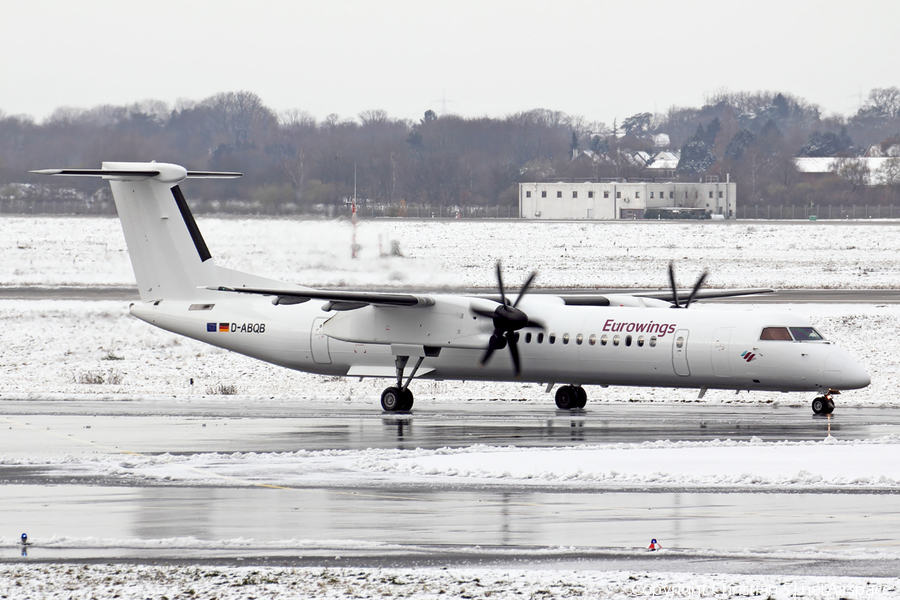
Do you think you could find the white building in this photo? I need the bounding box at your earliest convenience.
[519,179,736,220]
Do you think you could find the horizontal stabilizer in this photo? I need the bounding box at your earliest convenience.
[31,166,241,183]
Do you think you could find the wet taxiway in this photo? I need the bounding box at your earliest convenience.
[1,398,899,574]
[0,401,894,453]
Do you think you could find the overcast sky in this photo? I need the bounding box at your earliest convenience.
[2,0,897,126]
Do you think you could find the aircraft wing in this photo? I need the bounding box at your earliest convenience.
[635,288,775,302]
[212,286,435,310]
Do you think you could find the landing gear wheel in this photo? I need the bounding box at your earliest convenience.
[574,386,587,409]
[381,387,403,412]
[399,389,415,411]
[812,396,835,415]
[555,385,578,410]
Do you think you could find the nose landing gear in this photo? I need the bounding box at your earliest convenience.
[811,393,836,415]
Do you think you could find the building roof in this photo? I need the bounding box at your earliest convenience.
[793,157,899,185]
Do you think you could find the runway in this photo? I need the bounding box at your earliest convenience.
[2,399,899,576]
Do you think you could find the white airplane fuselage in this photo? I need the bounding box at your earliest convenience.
[132,295,868,394]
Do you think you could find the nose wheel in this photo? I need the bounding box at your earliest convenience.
[811,395,835,415]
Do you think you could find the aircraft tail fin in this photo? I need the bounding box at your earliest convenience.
[34,162,281,302]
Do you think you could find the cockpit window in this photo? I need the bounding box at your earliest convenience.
[759,327,792,341]
[789,327,826,342]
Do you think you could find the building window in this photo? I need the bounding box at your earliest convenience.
[719,191,723,198]
[709,191,714,198]
[572,191,578,198]
[650,192,654,199]
[635,192,640,199]
[557,191,562,198]
[526,191,531,198]
[588,191,594,198]
[604,191,609,198]
[541,191,547,198]
[616,191,621,199]
[669,192,674,199]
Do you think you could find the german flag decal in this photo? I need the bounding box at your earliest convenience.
[219,323,230,332]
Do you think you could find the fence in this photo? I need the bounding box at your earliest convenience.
[0,199,520,219]
[3,198,898,221]
[737,204,900,220]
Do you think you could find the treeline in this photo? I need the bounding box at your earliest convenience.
[1,88,899,213]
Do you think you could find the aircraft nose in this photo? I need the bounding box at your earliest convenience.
[824,350,870,390]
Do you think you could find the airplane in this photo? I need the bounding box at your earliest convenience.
[33,161,870,415]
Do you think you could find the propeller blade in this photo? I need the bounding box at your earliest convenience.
[479,333,506,367]
[506,331,521,376]
[480,344,497,367]
[668,262,680,308]
[684,270,709,308]
[513,271,537,308]
[496,261,508,306]
[471,306,498,319]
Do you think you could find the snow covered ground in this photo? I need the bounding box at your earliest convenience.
[3,215,900,290]
[1,563,896,600]
[4,216,900,594]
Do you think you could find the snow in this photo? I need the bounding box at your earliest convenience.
[3,215,900,289]
[1,563,896,600]
[4,216,900,591]
[5,437,900,492]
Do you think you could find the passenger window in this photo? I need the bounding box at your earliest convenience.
[649,336,657,347]
[625,335,632,347]
[562,333,570,345]
[760,327,792,341]
[576,334,583,345]
[537,333,544,343]
[675,336,684,349]
[589,334,596,346]
[525,332,532,343]
[637,336,644,347]
[613,335,620,346]
[790,327,826,342]
[600,334,607,346]
[549,334,556,344]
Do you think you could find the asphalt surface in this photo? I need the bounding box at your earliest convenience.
[2,399,899,576]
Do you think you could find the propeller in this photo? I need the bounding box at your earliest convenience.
[668,262,708,309]
[471,262,543,376]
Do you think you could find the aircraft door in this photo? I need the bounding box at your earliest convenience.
[672,329,690,376]
[311,317,332,364]
[711,328,732,376]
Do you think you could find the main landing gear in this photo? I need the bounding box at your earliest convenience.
[555,385,587,410]
[381,354,425,412]
[811,393,836,415]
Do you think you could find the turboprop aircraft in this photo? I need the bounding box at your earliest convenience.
[34,162,870,415]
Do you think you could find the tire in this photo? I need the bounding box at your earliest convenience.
[399,389,415,411]
[824,398,835,414]
[555,386,576,410]
[574,386,588,408]
[381,387,402,411]
[811,397,826,415]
